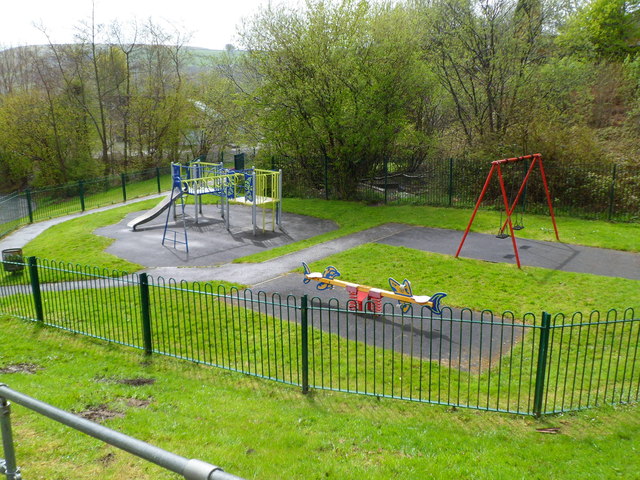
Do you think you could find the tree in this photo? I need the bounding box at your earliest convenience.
[110,21,139,171]
[0,87,96,187]
[239,0,432,198]
[0,46,36,95]
[124,20,192,167]
[41,13,116,175]
[557,0,640,60]
[425,0,550,146]
[190,66,244,158]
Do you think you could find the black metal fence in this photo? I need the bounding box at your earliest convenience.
[273,156,640,222]
[0,166,172,239]
[1,257,637,417]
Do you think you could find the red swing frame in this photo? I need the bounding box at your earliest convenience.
[454,154,560,268]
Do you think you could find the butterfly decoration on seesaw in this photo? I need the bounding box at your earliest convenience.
[302,262,446,315]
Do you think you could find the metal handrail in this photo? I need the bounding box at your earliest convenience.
[0,384,245,480]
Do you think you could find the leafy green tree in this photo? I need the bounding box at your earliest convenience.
[0,89,96,187]
[239,0,433,198]
[123,21,193,167]
[190,67,244,159]
[557,0,640,60]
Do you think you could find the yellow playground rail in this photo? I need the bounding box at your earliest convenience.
[171,161,282,236]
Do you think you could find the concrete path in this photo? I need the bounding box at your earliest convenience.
[95,203,340,272]
[140,222,415,284]
[0,194,164,253]
[3,198,638,283]
[96,210,640,284]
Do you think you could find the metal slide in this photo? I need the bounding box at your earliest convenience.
[127,190,182,231]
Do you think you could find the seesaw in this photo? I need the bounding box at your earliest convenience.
[302,262,446,315]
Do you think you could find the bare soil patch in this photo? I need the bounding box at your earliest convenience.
[76,404,124,423]
[125,397,152,408]
[94,375,156,386]
[0,362,43,374]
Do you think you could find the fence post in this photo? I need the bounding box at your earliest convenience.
[139,273,153,356]
[383,155,389,205]
[27,257,44,323]
[78,180,85,212]
[448,158,454,207]
[533,311,552,417]
[0,393,21,480]
[323,155,329,201]
[156,167,161,194]
[25,189,34,224]
[121,173,127,203]
[608,164,617,221]
[300,295,309,394]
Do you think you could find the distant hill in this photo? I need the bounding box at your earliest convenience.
[0,44,244,77]
[183,46,244,73]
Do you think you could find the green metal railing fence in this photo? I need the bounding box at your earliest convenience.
[272,156,640,222]
[1,257,638,417]
[0,166,172,239]
[2,157,637,243]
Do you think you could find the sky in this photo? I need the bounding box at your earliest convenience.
[0,0,303,50]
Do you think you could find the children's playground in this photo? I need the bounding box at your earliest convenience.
[2,155,639,372]
[94,182,638,373]
[89,154,640,372]
[92,155,639,282]
[94,160,337,266]
[126,161,285,252]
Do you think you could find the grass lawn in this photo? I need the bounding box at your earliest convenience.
[237,199,640,263]
[21,199,160,274]
[12,197,640,273]
[6,198,638,316]
[1,318,639,480]
[303,244,640,315]
[1,198,639,479]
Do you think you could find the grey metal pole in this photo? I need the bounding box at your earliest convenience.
[0,384,244,480]
[0,394,21,480]
[226,192,230,231]
[173,188,178,220]
[277,169,283,228]
[252,168,257,236]
[195,179,200,225]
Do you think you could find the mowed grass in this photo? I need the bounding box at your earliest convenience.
[1,198,639,479]
[12,198,640,273]
[3,198,638,317]
[1,317,639,480]
[21,199,160,273]
[303,244,640,315]
[237,198,640,263]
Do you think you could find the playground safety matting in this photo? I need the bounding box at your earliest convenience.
[95,203,337,268]
[378,226,640,281]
